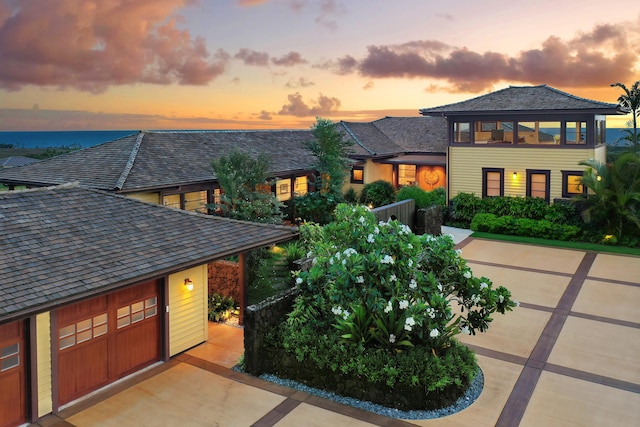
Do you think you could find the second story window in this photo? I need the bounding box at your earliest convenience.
[453,122,470,143]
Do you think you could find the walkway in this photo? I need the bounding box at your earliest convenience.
[33,236,640,426]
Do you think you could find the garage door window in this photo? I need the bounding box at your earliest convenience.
[59,313,108,350]
[117,297,157,329]
[1,343,19,371]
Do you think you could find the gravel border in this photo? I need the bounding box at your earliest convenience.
[253,369,484,420]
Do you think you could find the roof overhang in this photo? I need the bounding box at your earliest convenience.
[375,154,446,166]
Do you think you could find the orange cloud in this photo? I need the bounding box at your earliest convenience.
[0,0,229,92]
[278,92,341,117]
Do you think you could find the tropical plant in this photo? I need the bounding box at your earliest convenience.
[208,150,284,224]
[576,152,640,238]
[291,204,517,355]
[208,293,236,322]
[611,81,640,151]
[396,185,446,209]
[359,180,396,207]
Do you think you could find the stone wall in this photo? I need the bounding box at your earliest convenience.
[208,260,240,301]
[416,205,442,236]
[243,287,299,376]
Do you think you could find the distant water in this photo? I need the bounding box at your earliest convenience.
[0,130,137,149]
[0,128,635,149]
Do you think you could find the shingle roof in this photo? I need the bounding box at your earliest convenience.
[371,116,448,153]
[0,184,297,321]
[419,85,622,115]
[337,121,404,156]
[0,156,40,168]
[0,130,317,192]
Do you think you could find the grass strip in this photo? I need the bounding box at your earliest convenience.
[470,232,640,256]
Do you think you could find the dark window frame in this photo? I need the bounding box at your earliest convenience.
[482,167,504,198]
[561,170,587,198]
[526,169,551,203]
[350,166,364,184]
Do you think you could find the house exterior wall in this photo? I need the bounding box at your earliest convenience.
[125,191,161,204]
[448,146,599,200]
[168,264,208,356]
[36,312,52,417]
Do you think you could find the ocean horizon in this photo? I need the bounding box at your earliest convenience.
[0,128,636,149]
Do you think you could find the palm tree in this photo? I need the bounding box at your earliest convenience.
[611,81,640,152]
[577,152,640,238]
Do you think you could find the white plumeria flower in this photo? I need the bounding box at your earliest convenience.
[460,326,471,335]
[498,295,504,303]
[448,234,455,240]
[390,274,397,282]
[374,226,380,234]
[356,275,364,283]
[381,255,394,264]
[437,283,443,292]
[342,259,347,265]
[295,277,303,285]
[331,306,343,316]
[430,329,440,338]
[472,294,481,304]
[407,243,413,249]
[480,282,488,290]
[404,316,415,331]
[367,234,375,243]
[399,300,409,310]
[427,308,436,319]
[384,301,393,313]
[342,310,350,319]
[409,278,417,289]
[463,271,472,279]
[407,259,413,267]
[389,334,396,343]
[359,216,366,224]
[343,248,357,257]
[306,251,313,258]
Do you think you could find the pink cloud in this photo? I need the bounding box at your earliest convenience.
[0,0,229,92]
[272,51,307,66]
[334,20,639,92]
[278,92,341,116]
[234,48,270,66]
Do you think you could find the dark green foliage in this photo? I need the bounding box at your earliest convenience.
[293,191,340,225]
[208,150,284,224]
[359,179,396,207]
[305,118,354,195]
[343,187,358,203]
[247,248,288,305]
[396,186,446,209]
[471,213,582,241]
[264,323,477,410]
[208,293,236,322]
[448,192,484,225]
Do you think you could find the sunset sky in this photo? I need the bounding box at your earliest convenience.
[0,0,639,131]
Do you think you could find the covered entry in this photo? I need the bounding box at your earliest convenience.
[0,320,26,427]
[56,280,161,405]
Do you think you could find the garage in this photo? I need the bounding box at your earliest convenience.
[0,320,26,427]
[56,280,161,405]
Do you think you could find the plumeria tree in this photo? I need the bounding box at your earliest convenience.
[292,204,517,355]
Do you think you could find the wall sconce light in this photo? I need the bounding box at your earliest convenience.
[596,175,602,182]
[512,171,518,179]
[184,278,194,292]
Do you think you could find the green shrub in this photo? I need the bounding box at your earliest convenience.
[208,293,236,322]
[343,187,358,204]
[359,180,396,207]
[293,192,341,225]
[470,213,583,241]
[396,186,446,209]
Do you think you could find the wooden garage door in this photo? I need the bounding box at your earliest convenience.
[57,280,161,405]
[0,320,26,427]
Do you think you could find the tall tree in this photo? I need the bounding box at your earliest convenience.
[209,150,284,224]
[611,80,640,152]
[305,117,353,195]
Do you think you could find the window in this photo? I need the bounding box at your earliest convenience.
[184,191,207,213]
[59,313,108,350]
[398,164,416,186]
[162,194,181,209]
[453,122,470,143]
[596,120,606,145]
[350,166,364,184]
[526,170,551,202]
[482,168,504,197]
[565,121,587,145]
[562,171,586,198]
[1,342,20,371]
[117,297,157,330]
[294,176,308,196]
[275,178,292,201]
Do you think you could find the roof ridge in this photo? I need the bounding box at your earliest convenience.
[114,131,144,190]
[339,121,376,156]
[145,129,309,134]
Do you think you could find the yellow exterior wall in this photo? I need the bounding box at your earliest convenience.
[125,191,161,205]
[365,160,393,184]
[36,312,52,417]
[594,145,606,163]
[449,146,598,200]
[168,264,208,356]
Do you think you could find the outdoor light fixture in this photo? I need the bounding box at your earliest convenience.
[597,175,602,182]
[512,172,518,179]
[184,278,194,291]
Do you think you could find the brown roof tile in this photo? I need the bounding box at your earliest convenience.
[419,85,621,115]
[0,184,297,321]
